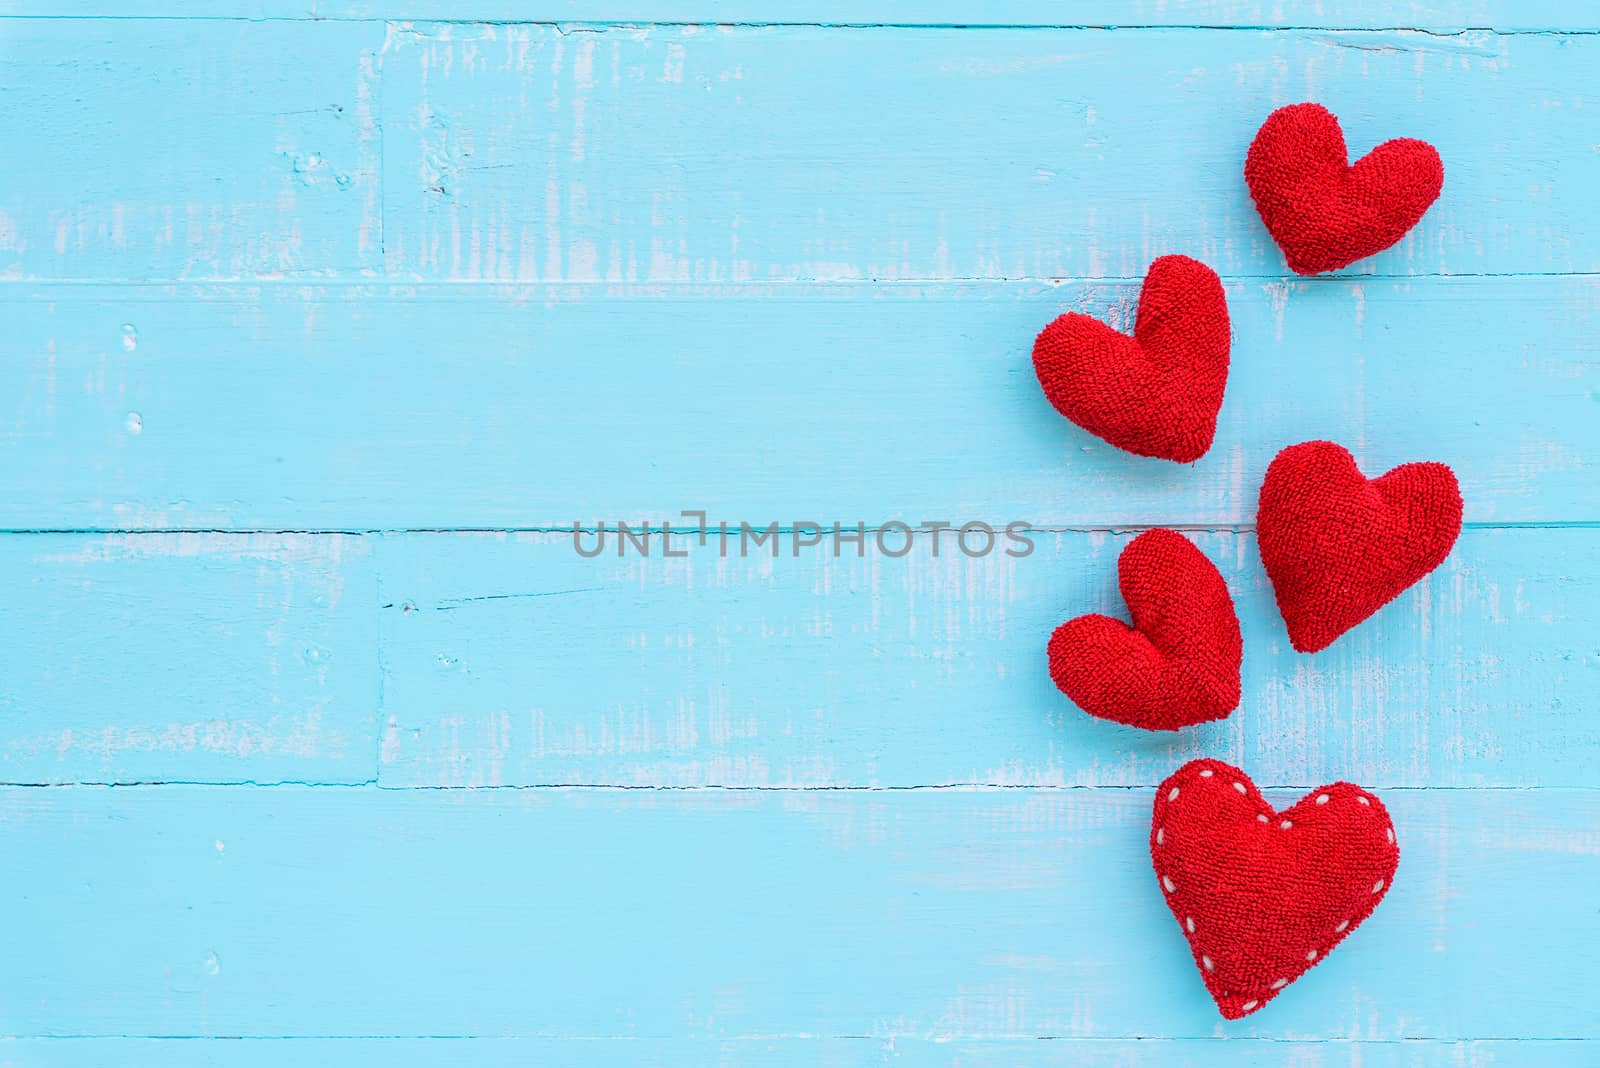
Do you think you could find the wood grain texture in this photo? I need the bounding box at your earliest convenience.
[0,20,382,281]
[4,2,1600,28]
[376,528,1600,789]
[0,525,1587,791]
[0,534,378,784]
[1,785,1594,1040]
[4,24,1598,282]
[379,24,1600,282]
[2,1038,1592,1067]
[0,9,1594,1062]
[2,277,1594,530]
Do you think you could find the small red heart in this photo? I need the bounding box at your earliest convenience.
[1047,529,1241,731]
[1257,440,1462,653]
[1151,759,1399,1019]
[1032,255,1230,463]
[1245,102,1443,275]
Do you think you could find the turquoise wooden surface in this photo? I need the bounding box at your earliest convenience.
[373,528,1600,790]
[8,24,1600,283]
[376,25,1597,281]
[6,3,1600,28]
[4,279,1595,529]
[0,20,382,281]
[0,534,378,785]
[1,7,1596,1066]
[2,787,1596,1040]
[4,1040,1594,1068]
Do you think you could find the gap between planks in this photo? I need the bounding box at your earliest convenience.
[3,782,1596,792]
[6,1034,1597,1041]
[2,272,1600,295]
[1,17,1599,34]
[0,522,1594,535]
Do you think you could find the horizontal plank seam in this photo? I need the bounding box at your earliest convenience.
[411,23,1600,36]
[0,522,1593,536]
[0,778,378,788]
[2,272,1599,293]
[1,17,1598,34]
[2,781,1593,792]
[3,1034,1594,1043]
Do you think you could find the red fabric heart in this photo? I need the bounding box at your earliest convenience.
[1245,102,1443,275]
[1032,255,1230,463]
[1151,759,1399,1019]
[1047,528,1241,731]
[1257,440,1462,653]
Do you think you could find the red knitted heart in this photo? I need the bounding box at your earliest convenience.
[1151,759,1399,1019]
[1047,528,1241,731]
[1032,255,1230,463]
[1245,102,1443,275]
[1257,440,1462,653]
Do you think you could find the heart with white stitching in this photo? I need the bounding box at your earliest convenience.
[1150,758,1399,1018]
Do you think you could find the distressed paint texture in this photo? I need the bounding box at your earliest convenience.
[1,278,1594,529]
[3,1038,1593,1067]
[0,21,383,280]
[4,2,1600,26]
[379,25,1598,282]
[1,786,1597,1040]
[374,528,1600,789]
[0,534,379,784]
[0,9,1595,1066]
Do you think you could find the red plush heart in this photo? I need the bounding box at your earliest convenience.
[1245,102,1443,275]
[1151,759,1399,1019]
[1047,528,1241,731]
[1032,255,1230,463]
[1257,440,1462,653]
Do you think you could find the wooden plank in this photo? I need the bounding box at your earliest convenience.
[1,785,1594,1039]
[0,534,378,785]
[378,24,1600,281]
[4,3,1600,30]
[3,21,1590,282]
[6,3,1595,32]
[376,527,1600,789]
[0,20,381,281]
[0,1038,1589,1067]
[2,278,1593,530]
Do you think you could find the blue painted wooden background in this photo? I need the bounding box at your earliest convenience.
[1,4,1597,1065]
